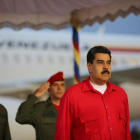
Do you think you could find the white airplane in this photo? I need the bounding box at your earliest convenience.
[0,28,140,140]
[0,28,140,87]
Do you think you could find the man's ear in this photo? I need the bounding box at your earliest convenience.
[87,62,92,73]
[48,88,50,94]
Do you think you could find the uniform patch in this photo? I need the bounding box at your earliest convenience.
[42,111,55,117]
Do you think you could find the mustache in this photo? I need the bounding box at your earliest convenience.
[101,69,110,74]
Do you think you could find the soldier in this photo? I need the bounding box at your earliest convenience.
[16,71,65,140]
[0,104,11,140]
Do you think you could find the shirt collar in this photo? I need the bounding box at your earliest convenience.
[45,97,58,113]
[82,77,117,93]
[106,82,117,93]
[82,77,94,92]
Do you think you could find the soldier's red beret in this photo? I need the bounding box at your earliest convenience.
[47,71,65,85]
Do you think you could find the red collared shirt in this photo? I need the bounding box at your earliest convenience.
[52,103,59,111]
[55,77,131,140]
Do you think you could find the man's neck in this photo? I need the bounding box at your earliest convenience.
[90,76,106,86]
[51,99,60,106]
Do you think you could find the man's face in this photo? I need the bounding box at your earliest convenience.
[87,53,111,85]
[48,81,65,100]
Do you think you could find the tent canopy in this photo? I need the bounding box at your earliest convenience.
[0,0,140,30]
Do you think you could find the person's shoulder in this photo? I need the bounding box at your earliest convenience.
[60,78,86,103]
[34,100,46,107]
[110,82,124,90]
[0,104,7,114]
[65,80,85,95]
[109,82,127,95]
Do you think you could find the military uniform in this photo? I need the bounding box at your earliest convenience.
[0,104,11,140]
[16,94,57,140]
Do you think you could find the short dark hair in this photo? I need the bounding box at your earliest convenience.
[87,46,111,64]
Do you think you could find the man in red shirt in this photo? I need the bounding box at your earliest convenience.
[55,46,131,140]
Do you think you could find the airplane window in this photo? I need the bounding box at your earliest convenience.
[25,55,31,63]
[17,41,22,48]
[69,57,73,64]
[37,55,43,64]
[129,59,136,66]
[46,56,49,64]
[61,44,70,50]
[82,45,90,51]
[139,60,140,65]
[32,42,37,49]
[59,57,65,64]
[43,43,49,50]
[81,58,85,64]
[0,41,4,48]
[7,41,14,48]
[121,59,127,64]
[47,56,54,64]
[1,54,9,63]
[14,54,20,63]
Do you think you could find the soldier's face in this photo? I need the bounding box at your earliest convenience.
[48,81,65,100]
[87,53,111,85]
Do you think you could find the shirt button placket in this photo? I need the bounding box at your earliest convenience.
[103,97,113,139]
